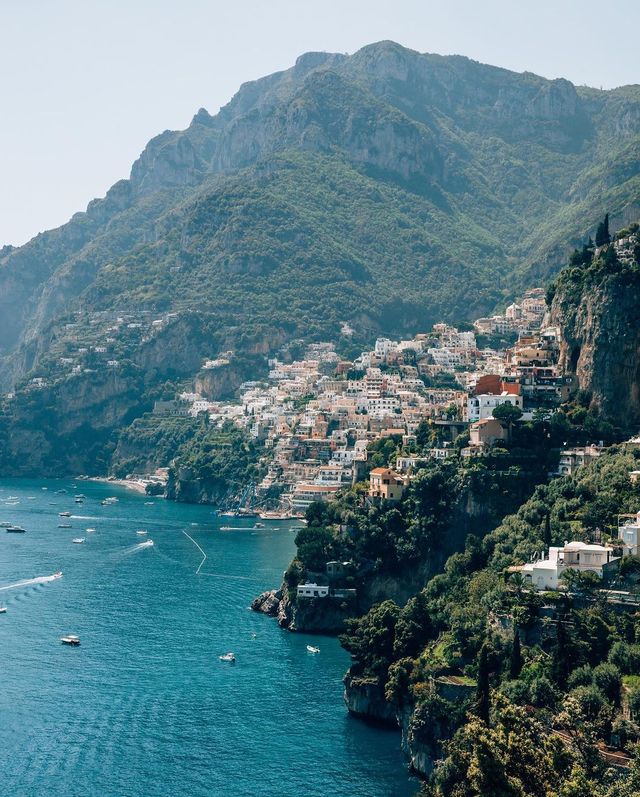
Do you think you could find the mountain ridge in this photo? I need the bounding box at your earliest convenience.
[1,40,640,391]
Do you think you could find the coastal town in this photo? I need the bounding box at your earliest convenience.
[148,285,576,512]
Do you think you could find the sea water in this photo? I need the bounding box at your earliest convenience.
[0,479,417,797]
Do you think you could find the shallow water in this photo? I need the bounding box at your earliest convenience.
[0,479,416,797]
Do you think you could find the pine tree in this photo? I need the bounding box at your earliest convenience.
[510,630,523,679]
[595,214,611,247]
[543,512,552,549]
[476,643,491,724]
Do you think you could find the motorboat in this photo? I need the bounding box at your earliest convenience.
[101,497,118,506]
[72,538,85,544]
[306,645,320,654]
[6,525,26,533]
[0,521,13,527]
[0,606,7,614]
[253,522,265,529]
[58,523,72,528]
[61,635,80,646]
[59,511,72,517]
[75,494,86,499]
[6,496,18,501]
[53,571,63,579]
[219,652,236,662]
[74,498,84,504]
[86,528,96,533]
[136,529,148,535]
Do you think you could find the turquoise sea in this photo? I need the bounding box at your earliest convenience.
[0,479,416,797]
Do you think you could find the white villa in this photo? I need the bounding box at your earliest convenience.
[514,541,619,591]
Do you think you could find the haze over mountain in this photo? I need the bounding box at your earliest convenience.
[1,40,640,388]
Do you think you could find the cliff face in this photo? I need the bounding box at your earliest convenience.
[551,270,640,428]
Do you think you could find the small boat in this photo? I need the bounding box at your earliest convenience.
[144,502,155,506]
[0,606,7,614]
[6,496,18,501]
[306,645,320,654]
[53,571,63,579]
[0,521,13,527]
[59,511,72,517]
[219,652,235,662]
[86,527,96,533]
[61,635,80,646]
[136,529,148,535]
[75,494,86,499]
[74,498,84,504]
[101,497,118,506]
[72,538,85,544]
[253,522,265,529]
[58,523,72,528]
[6,526,26,533]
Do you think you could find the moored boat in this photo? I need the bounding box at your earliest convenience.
[6,525,26,533]
[219,652,236,662]
[72,538,85,544]
[306,645,320,654]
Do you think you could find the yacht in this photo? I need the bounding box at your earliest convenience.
[6,525,26,533]
[72,538,85,544]
[306,645,320,654]
[219,652,236,662]
[0,606,7,614]
[61,635,80,646]
[59,511,72,517]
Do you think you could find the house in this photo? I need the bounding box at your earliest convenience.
[297,583,330,599]
[556,444,602,476]
[466,391,523,422]
[326,561,351,578]
[513,541,620,591]
[618,511,640,555]
[368,468,406,502]
[290,483,340,511]
[469,418,508,447]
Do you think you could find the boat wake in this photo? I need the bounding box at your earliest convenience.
[0,572,63,592]
[110,540,154,560]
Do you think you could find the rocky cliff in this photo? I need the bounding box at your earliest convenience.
[550,250,640,429]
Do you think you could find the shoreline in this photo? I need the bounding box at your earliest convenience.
[86,476,155,496]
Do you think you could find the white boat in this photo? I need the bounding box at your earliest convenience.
[58,523,72,528]
[59,511,72,517]
[219,652,236,662]
[61,634,80,646]
[253,522,265,529]
[306,645,320,654]
[72,538,85,544]
[136,529,148,535]
[0,606,7,614]
[85,527,96,533]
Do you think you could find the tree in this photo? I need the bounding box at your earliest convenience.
[340,600,400,679]
[476,643,491,724]
[492,403,523,441]
[543,511,552,548]
[509,630,523,679]
[595,213,611,247]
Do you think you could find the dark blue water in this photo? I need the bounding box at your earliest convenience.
[0,480,416,797]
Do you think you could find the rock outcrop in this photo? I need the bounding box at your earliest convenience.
[550,263,640,428]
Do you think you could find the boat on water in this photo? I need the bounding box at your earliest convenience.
[74,498,84,504]
[136,529,148,535]
[6,526,26,533]
[101,497,118,506]
[59,511,72,517]
[61,635,80,646]
[306,645,320,654]
[253,522,265,529]
[75,494,86,499]
[72,538,85,544]
[258,511,290,520]
[58,523,72,528]
[219,652,235,662]
[6,496,18,501]
[86,527,96,533]
[0,521,13,527]
[0,606,6,614]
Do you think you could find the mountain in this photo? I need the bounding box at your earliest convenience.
[1,41,640,473]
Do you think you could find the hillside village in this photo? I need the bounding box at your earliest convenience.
[154,285,577,512]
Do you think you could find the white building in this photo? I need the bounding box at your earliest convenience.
[297,583,330,599]
[466,392,522,422]
[515,541,618,591]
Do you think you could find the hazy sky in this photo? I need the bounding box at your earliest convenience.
[1,0,638,247]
